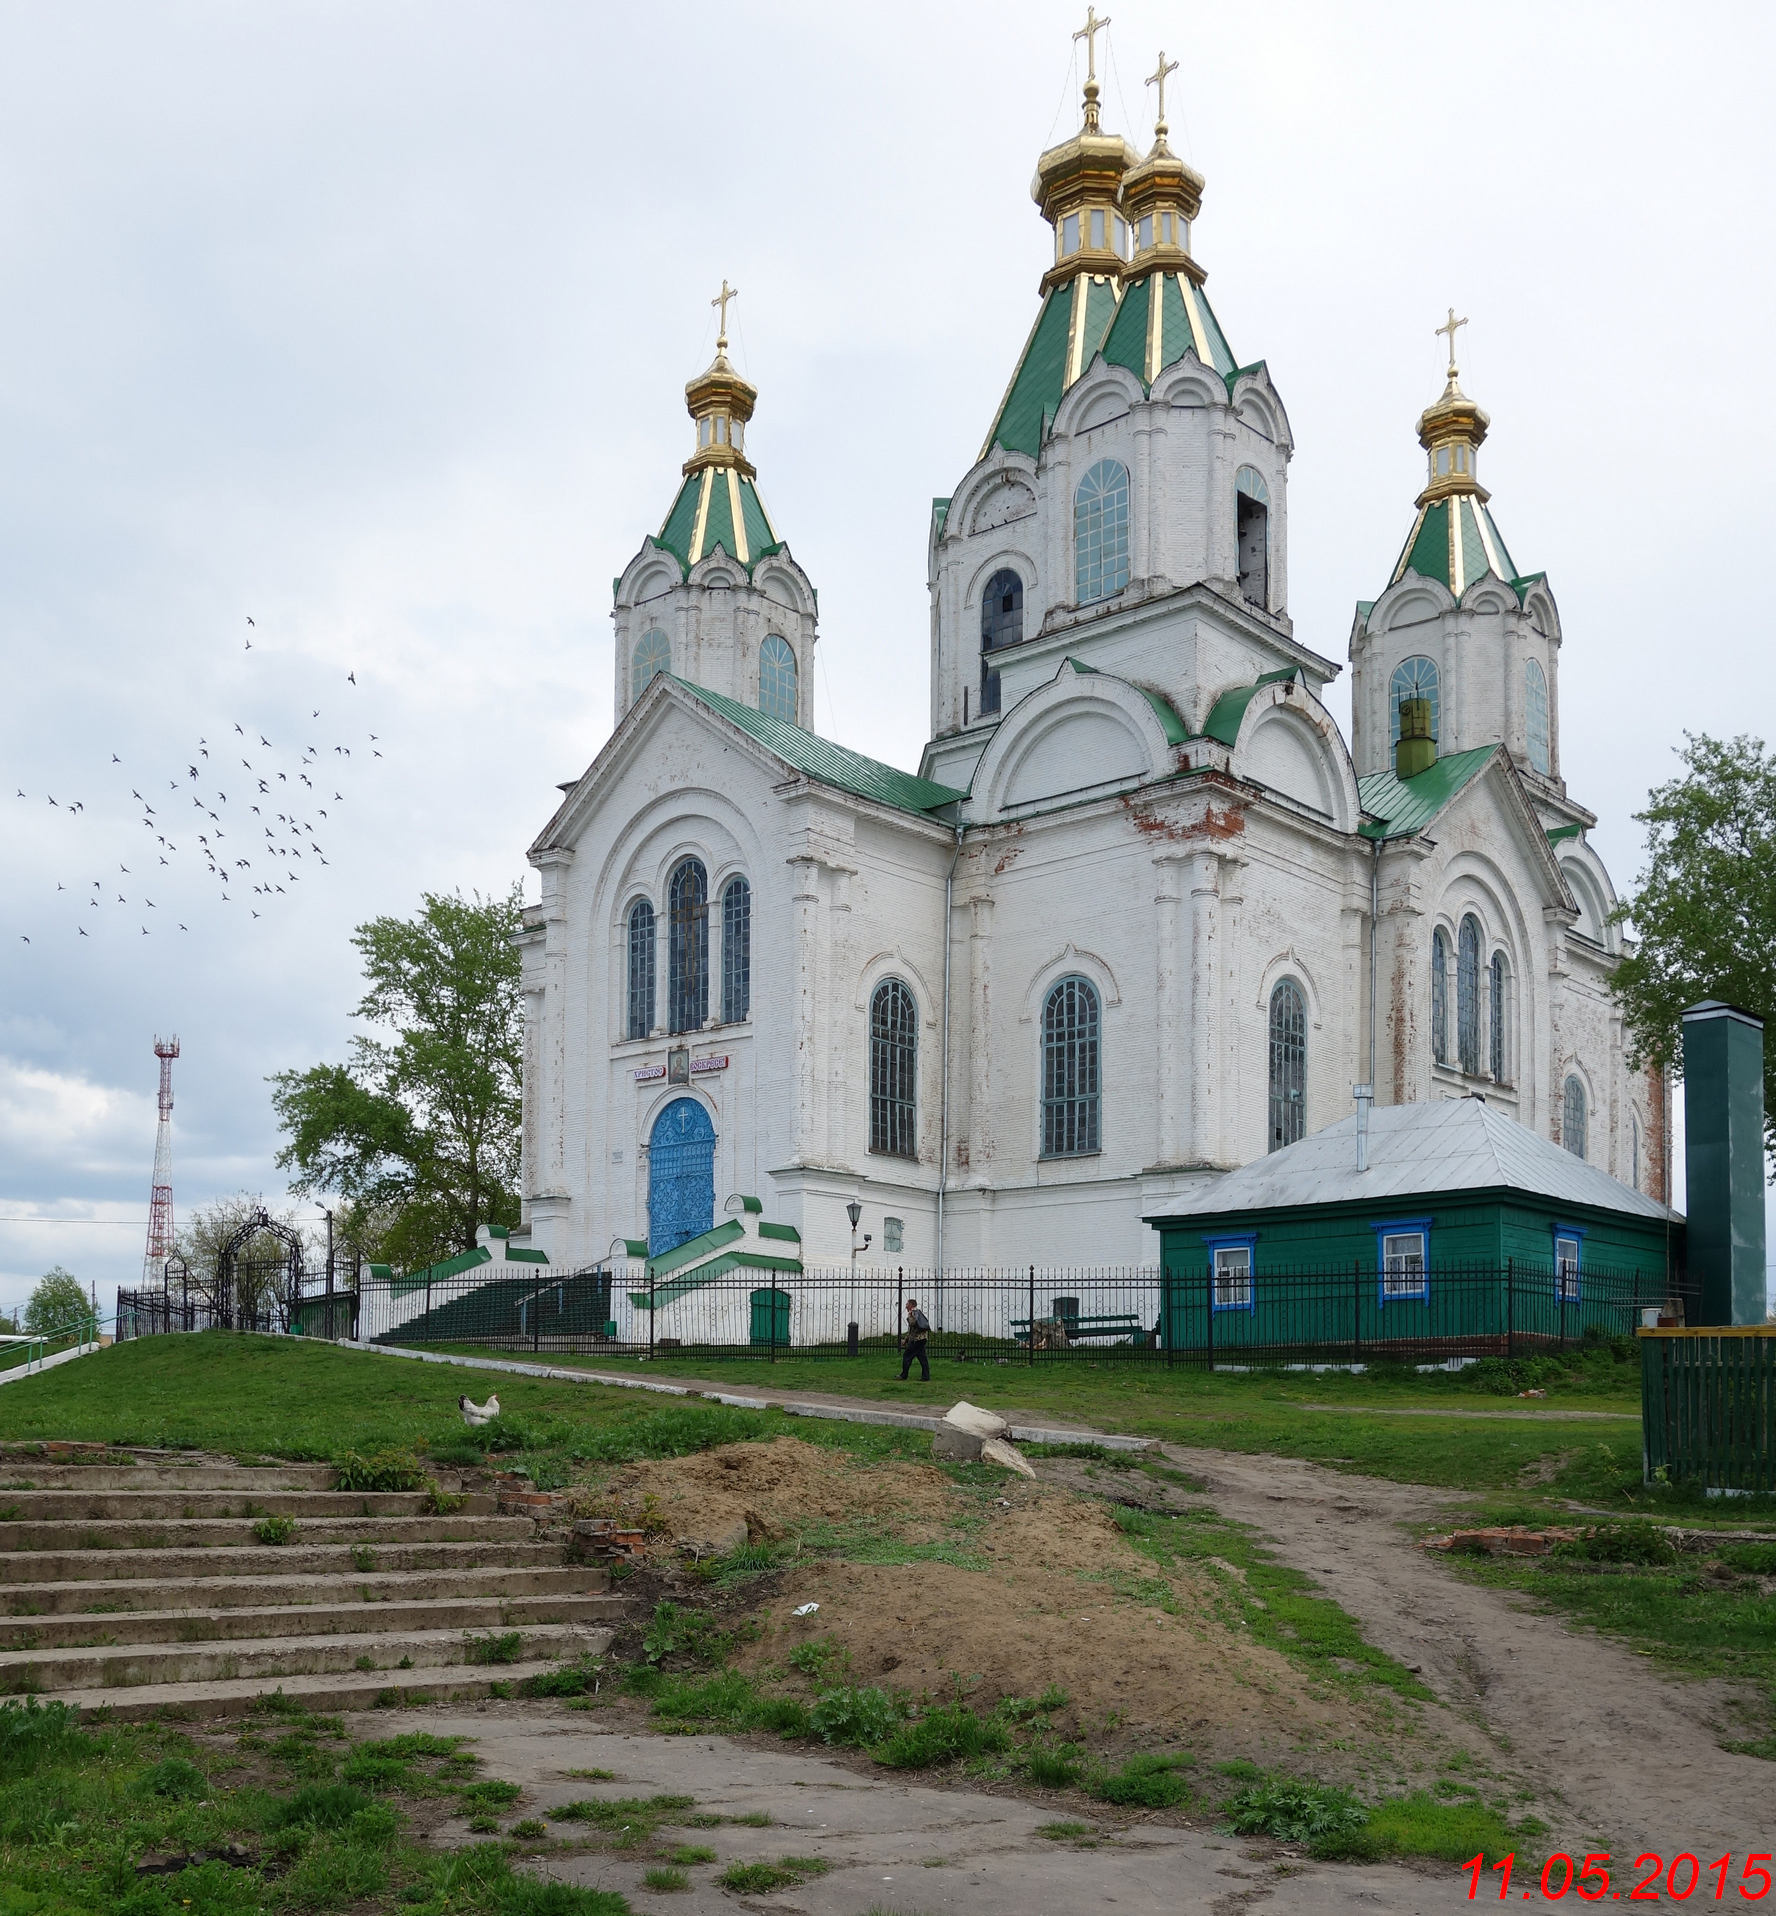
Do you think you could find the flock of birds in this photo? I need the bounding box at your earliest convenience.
[15,621,384,945]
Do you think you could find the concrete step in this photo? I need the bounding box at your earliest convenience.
[0,1539,571,1586]
[47,1655,596,1722]
[0,1561,606,1617]
[0,1513,535,1555]
[0,1589,626,1651]
[2,1621,604,1692]
[0,1489,495,1520]
[0,1464,343,1491]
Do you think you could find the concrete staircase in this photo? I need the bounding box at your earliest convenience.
[0,1452,623,1718]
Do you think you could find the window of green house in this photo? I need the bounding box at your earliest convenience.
[1204,1235,1255,1312]
[1375,1219,1430,1303]
[1554,1226,1583,1303]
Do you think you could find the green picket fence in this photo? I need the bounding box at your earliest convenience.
[1641,1327,1776,1495]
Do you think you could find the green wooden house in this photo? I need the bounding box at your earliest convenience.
[1144,1097,1683,1362]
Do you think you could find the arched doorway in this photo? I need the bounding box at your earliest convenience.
[647,1098,715,1255]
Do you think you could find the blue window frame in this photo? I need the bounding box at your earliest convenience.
[1202,1234,1256,1312]
[1553,1223,1585,1303]
[1375,1217,1431,1304]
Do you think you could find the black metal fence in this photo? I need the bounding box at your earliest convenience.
[348,1257,1684,1368]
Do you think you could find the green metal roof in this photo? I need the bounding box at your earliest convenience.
[650,467,784,578]
[1062,657,1188,744]
[1357,744,1498,839]
[1201,668,1302,748]
[673,678,967,816]
[1099,272,1239,391]
[1545,822,1583,845]
[1388,493,1521,599]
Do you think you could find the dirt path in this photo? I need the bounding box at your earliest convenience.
[1163,1444,1769,1855]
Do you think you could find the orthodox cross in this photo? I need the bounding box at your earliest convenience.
[712,279,738,350]
[1146,49,1179,131]
[1073,7,1110,84]
[1436,306,1468,382]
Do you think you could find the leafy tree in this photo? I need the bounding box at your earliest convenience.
[1610,733,1776,1157]
[270,887,523,1272]
[24,1267,89,1334]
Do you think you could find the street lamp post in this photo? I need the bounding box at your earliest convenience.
[845,1200,870,1359]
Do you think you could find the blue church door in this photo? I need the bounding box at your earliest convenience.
[647,1098,715,1255]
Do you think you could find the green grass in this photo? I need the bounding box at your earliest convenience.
[717,1857,830,1893]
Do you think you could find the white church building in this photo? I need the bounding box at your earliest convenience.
[513,53,1666,1277]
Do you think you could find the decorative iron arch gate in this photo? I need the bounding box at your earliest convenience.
[216,1210,307,1332]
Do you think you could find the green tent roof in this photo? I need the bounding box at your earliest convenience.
[651,466,784,578]
[672,679,966,817]
[1387,494,1526,601]
[1357,744,1497,839]
[1099,271,1239,390]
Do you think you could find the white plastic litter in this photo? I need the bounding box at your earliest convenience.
[943,1400,1010,1440]
[791,1602,820,1616]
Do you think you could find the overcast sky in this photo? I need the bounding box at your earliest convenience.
[3,0,1773,1318]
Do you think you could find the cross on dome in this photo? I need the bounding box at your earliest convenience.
[1146,49,1179,143]
[1073,6,1111,131]
[712,279,739,352]
[1436,307,1468,389]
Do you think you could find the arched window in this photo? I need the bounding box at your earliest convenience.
[1041,976,1101,1157]
[631,628,671,703]
[1562,1074,1588,1159]
[1431,929,1451,1067]
[720,876,751,1023]
[1390,656,1440,746]
[978,568,1024,717]
[667,858,708,1034]
[758,635,797,722]
[1457,916,1482,1075]
[1489,949,1510,1083]
[1525,658,1550,775]
[1073,459,1130,605]
[626,898,655,1041]
[1236,466,1270,608]
[869,979,917,1158]
[1267,978,1306,1152]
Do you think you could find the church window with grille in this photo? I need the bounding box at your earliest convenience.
[632,628,670,703]
[759,635,797,722]
[1489,949,1511,1082]
[667,858,708,1034]
[868,980,917,1158]
[1267,978,1306,1152]
[1236,467,1270,608]
[1041,976,1101,1157]
[979,569,1023,717]
[1562,1074,1588,1159]
[721,876,751,1023]
[1431,929,1451,1066]
[625,898,655,1041]
[1526,658,1550,775]
[1457,915,1483,1075]
[1074,460,1130,605]
[1390,656,1440,745]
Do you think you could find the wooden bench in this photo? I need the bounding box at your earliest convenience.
[1012,1313,1153,1349]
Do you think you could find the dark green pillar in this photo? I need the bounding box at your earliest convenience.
[1682,1001,1767,1326]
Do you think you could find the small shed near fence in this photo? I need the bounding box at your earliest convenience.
[1144,1098,1684,1362]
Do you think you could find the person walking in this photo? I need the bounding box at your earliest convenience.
[900,1297,932,1382]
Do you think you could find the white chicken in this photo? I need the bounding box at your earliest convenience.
[458,1392,500,1427]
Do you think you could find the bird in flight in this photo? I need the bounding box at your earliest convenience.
[234,723,243,735]
[347,671,356,684]
[112,754,121,763]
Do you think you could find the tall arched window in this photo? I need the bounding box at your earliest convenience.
[978,568,1023,717]
[1236,466,1270,608]
[1074,459,1130,605]
[1390,656,1441,745]
[1267,979,1306,1152]
[667,858,708,1034]
[626,898,655,1041]
[1431,930,1451,1067]
[1041,976,1101,1157]
[1457,916,1482,1075]
[721,876,751,1023]
[631,628,671,703]
[758,635,797,722]
[1489,949,1510,1083]
[1562,1074,1588,1159]
[868,979,917,1158]
[1526,658,1550,775]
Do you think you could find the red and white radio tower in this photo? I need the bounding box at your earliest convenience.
[142,1036,180,1289]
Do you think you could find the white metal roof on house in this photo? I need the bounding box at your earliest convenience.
[1151,1097,1677,1222]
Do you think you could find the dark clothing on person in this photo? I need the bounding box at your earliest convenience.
[901,1306,932,1382]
